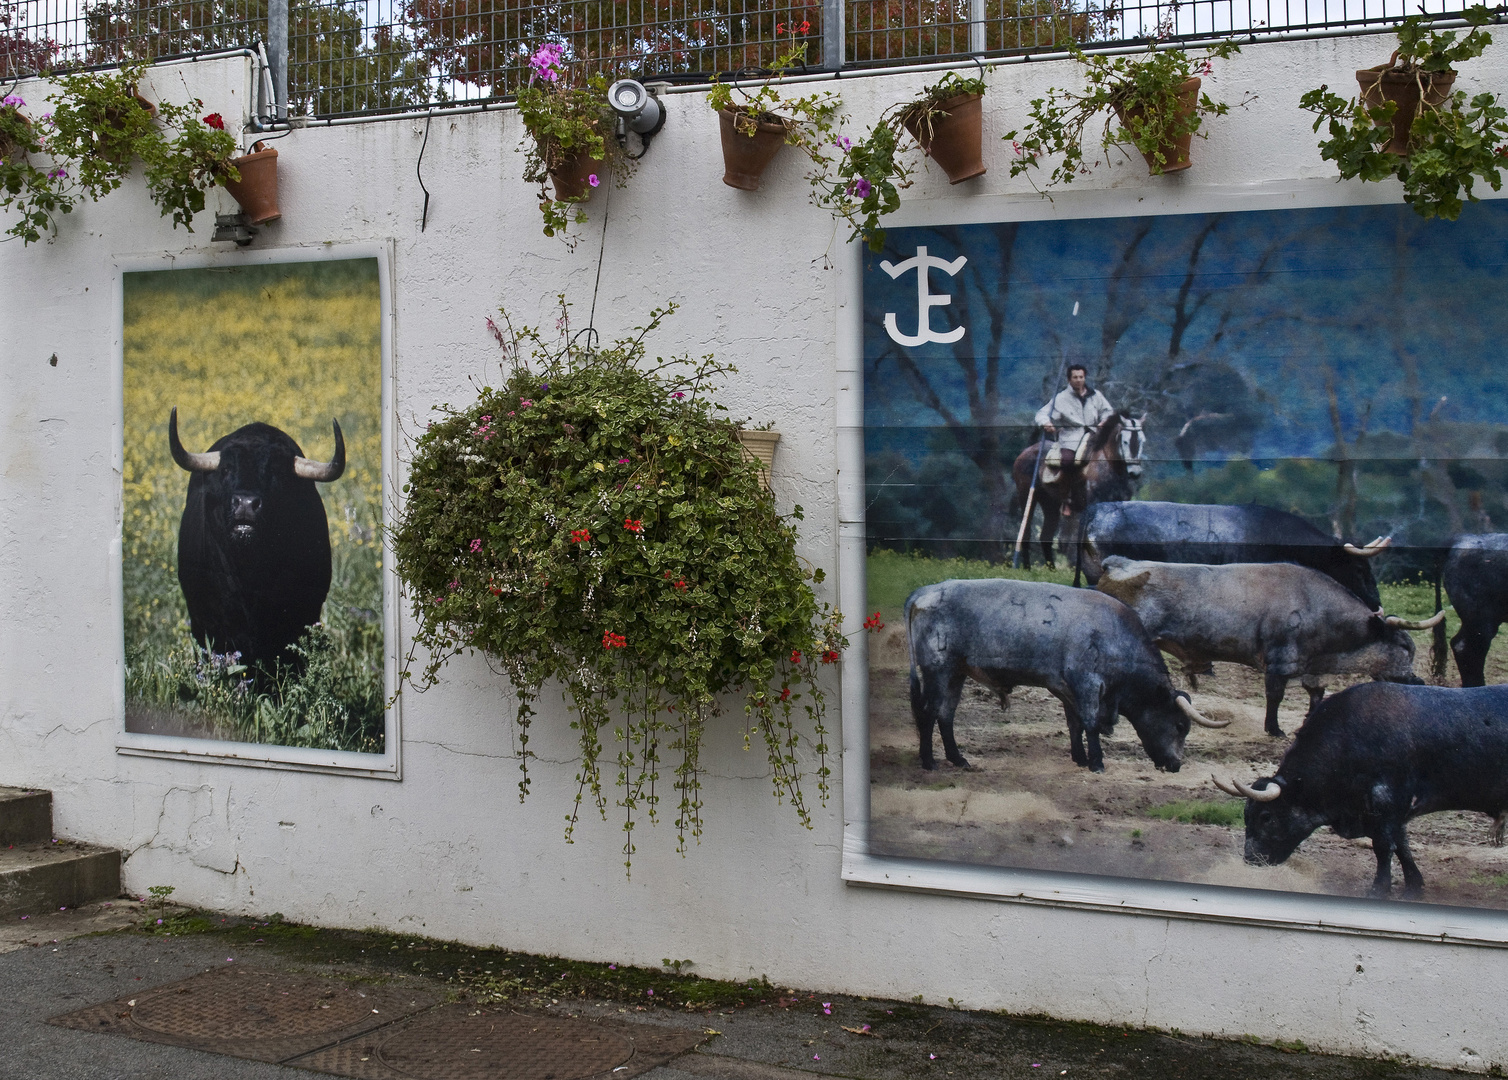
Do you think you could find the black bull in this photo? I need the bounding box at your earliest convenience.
[1216,682,1508,900]
[170,408,346,669]
[905,579,1225,774]
[1074,500,1389,612]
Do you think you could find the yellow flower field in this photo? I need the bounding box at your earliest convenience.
[121,259,385,752]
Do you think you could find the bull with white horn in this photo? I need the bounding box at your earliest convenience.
[1213,682,1508,899]
[906,578,1226,774]
[1096,557,1439,736]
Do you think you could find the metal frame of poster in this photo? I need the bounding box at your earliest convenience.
[836,181,1508,946]
[112,241,400,779]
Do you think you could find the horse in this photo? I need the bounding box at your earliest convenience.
[1010,411,1146,569]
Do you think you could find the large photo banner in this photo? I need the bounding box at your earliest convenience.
[863,203,1508,909]
[122,258,387,755]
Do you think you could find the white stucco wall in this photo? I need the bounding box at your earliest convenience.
[3,37,1507,1072]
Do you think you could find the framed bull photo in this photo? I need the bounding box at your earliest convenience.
[114,245,397,777]
[841,191,1508,939]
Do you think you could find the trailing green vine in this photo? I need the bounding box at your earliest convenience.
[0,89,74,243]
[1005,41,1244,191]
[1300,5,1508,220]
[821,70,989,252]
[1,61,239,243]
[391,301,844,868]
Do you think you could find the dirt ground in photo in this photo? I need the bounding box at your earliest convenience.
[868,621,1508,910]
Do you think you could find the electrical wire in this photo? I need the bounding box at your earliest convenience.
[587,174,611,332]
[417,109,433,232]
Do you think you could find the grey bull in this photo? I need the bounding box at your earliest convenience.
[1096,557,1441,737]
[905,579,1224,774]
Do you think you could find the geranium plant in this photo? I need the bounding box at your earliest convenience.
[706,22,843,177]
[821,70,987,252]
[45,61,240,231]
[391,301,845,867]
[516,42,624,241]
[1005,41,1243,191]
[0,91,75,244]
[1300,5,1508,220]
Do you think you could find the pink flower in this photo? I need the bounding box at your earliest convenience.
[588,174,600,187]
[2,94,23,107]
[848,177,872,199]
[470,538,482,553]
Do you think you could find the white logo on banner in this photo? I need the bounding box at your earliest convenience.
[880,246,968,346]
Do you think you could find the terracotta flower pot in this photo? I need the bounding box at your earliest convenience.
[1356,53,1457,156]
[0,112,30,162]
[1115,76,1200,175]
[549,150,605,201]
[904,92,987,184]
[718,108,789,190]
[223,141,281,225]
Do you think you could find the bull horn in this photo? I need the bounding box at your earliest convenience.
[1235,777,1283,802]
[1385,610,1446,631]
[1343,535,1392,558]
[168,407,220,473]
[1211,774,1245,798]
[1177,694,1231,728]
[293,419,346,482]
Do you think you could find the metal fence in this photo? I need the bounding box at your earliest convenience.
[0,0,1478,119]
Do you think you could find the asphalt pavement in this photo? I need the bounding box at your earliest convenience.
[0,902,1473,1080]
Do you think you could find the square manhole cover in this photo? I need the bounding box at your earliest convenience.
[50,969,704,1079]
[290,1007,705,1080]
[49,966,440,1063]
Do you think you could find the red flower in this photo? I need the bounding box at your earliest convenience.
[820,650,840,664]
[570,529,591,543]
[863,611,885,632]
[602,630,627,649]
[779,687,792,701]
[790,649,802,664]
[799,19,811,33]
[202,112,225,130]
[674,579,688,591]
[624,518,643,533]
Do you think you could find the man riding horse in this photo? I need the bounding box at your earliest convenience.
[1034,363,1116,514]
[1012,366,1143,569]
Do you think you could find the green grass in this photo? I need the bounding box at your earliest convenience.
[866,549,1075,625]
[1144,798,1245,827]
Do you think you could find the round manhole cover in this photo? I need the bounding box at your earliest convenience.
[131,973,377,1040]
[378,1011,634,1080]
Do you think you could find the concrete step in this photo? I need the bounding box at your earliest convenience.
[0,787,53,846]
[0,787,123,917]
[0,843,122,918]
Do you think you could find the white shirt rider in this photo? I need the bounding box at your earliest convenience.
[1035,367,1115,457]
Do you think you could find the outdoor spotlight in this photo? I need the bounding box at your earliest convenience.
[608,78,667,153]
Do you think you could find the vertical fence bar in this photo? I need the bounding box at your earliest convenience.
[969,0,986,52]
[268,0,288,119]
[824,0,845,68]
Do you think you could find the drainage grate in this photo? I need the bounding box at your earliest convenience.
[50,969,704,1079]
[290,1007,705,1080]
[49,967,440,1064]
[131,971,381,1039]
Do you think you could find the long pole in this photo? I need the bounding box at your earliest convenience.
[1012,435,1051,568]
